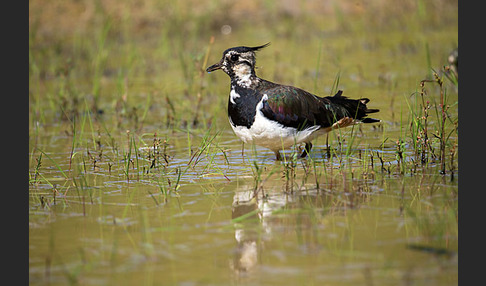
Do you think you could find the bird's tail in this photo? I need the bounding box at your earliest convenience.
[326,90,380,123]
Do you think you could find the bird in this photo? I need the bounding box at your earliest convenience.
[206,43,380,160]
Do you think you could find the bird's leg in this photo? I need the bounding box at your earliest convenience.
[275,151,282,161]
[300,142,313,158]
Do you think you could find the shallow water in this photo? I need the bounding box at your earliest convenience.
[29,1,457,284]
[29,128,458,285]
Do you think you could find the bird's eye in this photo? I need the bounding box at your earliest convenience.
[230,54,239,62]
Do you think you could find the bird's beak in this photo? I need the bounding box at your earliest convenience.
[206,61,222,73]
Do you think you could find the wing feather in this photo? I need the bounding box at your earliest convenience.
[260,85,335,130]
[260,87,380,130]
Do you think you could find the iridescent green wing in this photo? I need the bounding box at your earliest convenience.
[260,85,337,130]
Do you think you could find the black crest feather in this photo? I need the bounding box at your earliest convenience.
[250,42,271,51]
[224,43,271,54]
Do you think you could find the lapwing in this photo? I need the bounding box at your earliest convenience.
[206,43,380,160]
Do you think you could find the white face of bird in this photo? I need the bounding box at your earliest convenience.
[208,50,255,73]
[207,50,256,87]
[225,51,255,84]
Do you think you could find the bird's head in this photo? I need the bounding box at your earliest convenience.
[206,43,270,81]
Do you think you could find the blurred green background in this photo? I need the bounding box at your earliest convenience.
[29,0,458,132]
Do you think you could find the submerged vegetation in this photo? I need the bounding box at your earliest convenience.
[29,0,457,285]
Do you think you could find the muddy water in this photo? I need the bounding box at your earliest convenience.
[29,125,457,285]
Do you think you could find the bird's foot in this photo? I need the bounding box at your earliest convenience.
[299,142,313,158]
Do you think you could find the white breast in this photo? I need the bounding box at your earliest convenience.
[229,94,323,152]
